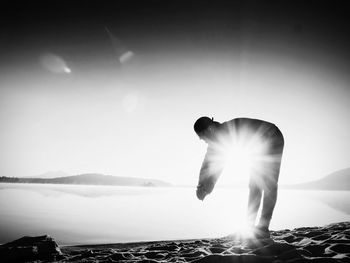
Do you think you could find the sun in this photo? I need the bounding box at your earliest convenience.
[221,143,253,185]
[209,125,271,187]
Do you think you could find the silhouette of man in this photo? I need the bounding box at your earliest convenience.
[194,117,284,238]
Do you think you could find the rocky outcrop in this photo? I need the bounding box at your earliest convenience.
[0,235,63,262]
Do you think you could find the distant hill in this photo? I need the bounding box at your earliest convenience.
[0,173,172,187]
[284,168,350,191]
[25,171,71,179]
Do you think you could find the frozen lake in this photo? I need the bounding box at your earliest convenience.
[0,183,349,245]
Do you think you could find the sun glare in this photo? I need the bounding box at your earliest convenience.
[222,143,253,185]
[213,124,272,187]
[221,218,256,241]
[236,224,255,239]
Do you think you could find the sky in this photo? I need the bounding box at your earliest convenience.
[1,1,350,185]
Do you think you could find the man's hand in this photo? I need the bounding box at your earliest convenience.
[196,184,207,201]
[196,177,216,201]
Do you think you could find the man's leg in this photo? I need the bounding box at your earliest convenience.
[258,152,283,230]
[247,182,262,227]
[257,127,284,231]
[258,183,278,230]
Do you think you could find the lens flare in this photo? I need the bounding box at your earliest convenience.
[206,123,276,187]
[223,142,253,183]
[39,53,71,74]
[237,224,255,239]
[119,50,134,64]
[105,26,134,64]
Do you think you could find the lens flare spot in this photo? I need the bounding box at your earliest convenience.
[39,53,71,74]
[119,51,134,64]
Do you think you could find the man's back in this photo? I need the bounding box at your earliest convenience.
[219,118,279,141]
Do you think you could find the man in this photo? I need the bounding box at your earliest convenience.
[194,116,284,238]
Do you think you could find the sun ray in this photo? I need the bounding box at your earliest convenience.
[206,122,280,188]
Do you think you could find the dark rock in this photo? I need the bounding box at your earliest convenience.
[282,234,298,243]
[191,254,273,263]
[208,246,226,254]
[148,244,178,251]
[326,239,350,244]
[0,246,38,262]
[268,241,295,254]
[304,230,324,238]
[304,244,327,256]
[252,241,294,256]
[144,251,167,259]
[108,252,129,261]
[229,246,245,254]
[307,258,341,263]
[292,237,305,243]
[328,223,348,231]
[71,249,95,260]
[277,248,303,260]
[313,234,331,241]
[138,259,160,263]
[180,250,206,258]
[0,235,63,262]
[329,244,350,253]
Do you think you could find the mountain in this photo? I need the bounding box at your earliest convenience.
[283,168,350,191]
[27,171,71,179]
[0,173,172,187]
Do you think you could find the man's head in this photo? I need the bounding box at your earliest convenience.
[194,116,218,142]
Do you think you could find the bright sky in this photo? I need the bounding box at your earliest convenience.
[1,2,350,186]
[1,45,350,186]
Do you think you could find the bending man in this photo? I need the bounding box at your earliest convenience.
[194,116,284,238]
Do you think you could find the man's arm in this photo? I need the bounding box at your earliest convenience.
[196,146,224,200]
